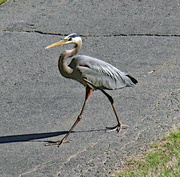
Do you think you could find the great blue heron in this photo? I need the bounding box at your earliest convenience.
[45,33,138,147]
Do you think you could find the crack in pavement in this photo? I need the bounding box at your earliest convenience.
[19,157,59,177]
[18,139,102,176]
[122,87,180,151]
[1,29,180,37]
[57,138,102,176]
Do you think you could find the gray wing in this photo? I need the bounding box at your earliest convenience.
[69,55,137,90]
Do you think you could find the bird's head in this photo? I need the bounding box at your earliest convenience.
[45,33,82,49]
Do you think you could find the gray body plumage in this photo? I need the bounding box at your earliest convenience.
[68,55,136,90]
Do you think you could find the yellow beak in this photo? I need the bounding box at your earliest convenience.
[45,40,66,49]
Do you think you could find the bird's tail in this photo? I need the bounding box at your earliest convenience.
[126,75,138,84]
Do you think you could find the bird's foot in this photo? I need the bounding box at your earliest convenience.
[45,138,70,147]
[106,124,129,133]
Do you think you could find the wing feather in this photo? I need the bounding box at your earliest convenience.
[69,55,136,90]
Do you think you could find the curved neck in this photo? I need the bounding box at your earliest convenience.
[58,41,82,78]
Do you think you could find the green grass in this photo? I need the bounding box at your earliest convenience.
[117,127,180,177]
[0,0,7,6]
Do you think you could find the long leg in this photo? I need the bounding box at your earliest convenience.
[101,90,128,132]
[46,86,93,147]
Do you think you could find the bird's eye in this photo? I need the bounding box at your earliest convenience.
[68,37,72,41]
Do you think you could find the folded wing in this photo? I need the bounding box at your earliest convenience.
[69,55,137,90]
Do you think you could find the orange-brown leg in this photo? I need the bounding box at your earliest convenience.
[101,90,129,132]
[45,86,93,147]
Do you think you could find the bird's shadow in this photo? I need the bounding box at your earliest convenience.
[0,129,105,144]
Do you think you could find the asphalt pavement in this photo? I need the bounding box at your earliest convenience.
[0,1,180,176]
